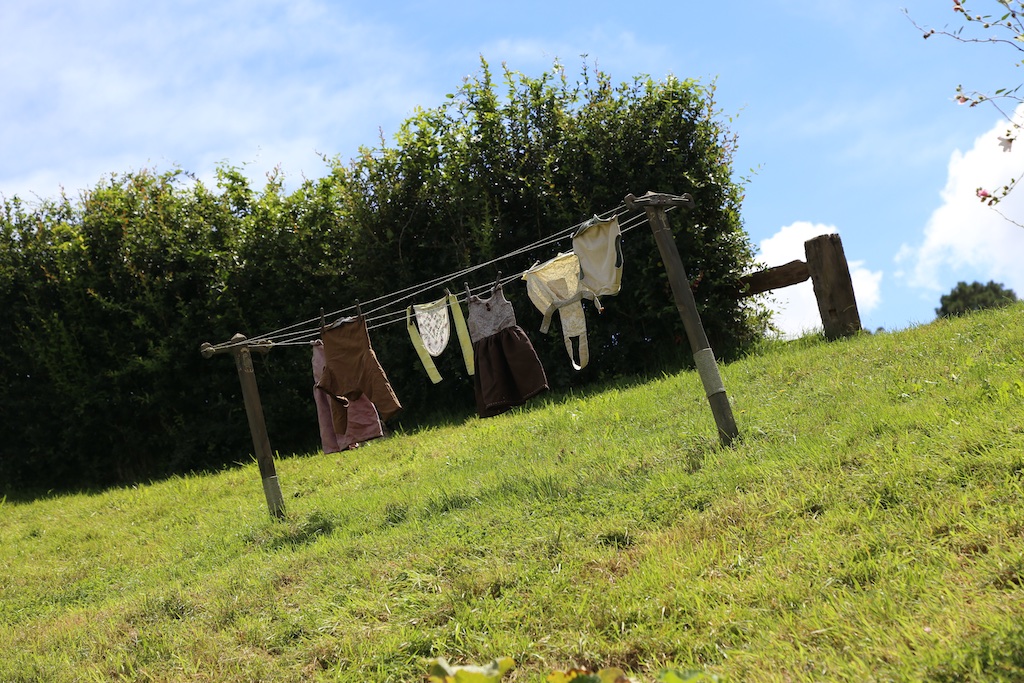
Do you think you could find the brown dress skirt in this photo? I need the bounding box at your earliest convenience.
[472,325,548,418]
[317,315,402,434]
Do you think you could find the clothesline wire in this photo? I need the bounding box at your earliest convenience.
[363,206,664,333]
[224,205,670,347]
[268,207,674,346]
[343,202,629,321]
[212,203,676,350]
[217,207,620,350]
[268,207,665,344]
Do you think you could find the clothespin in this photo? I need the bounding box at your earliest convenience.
[465,281,472,301]
[355,299,363,318]
[319,307,326,337]
[492,271,502,294]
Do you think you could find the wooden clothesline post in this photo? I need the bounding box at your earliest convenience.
[200,334,286,519]
[625,191,739,446]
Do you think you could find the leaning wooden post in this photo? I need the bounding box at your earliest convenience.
[200,334,285,519]
[625,191,739,446]
[804,233,862,340]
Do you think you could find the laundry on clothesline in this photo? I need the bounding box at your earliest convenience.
[523,252,591,370]
[201,202,693,465]
[312,342,385,453]
[573,213,623,305]
[521,213,624,371]
[406,290,474,384]
[209,205,660,453]
[315,314,402,438]
[466,283,548,418]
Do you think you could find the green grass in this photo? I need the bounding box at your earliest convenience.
[3,305,1024,682]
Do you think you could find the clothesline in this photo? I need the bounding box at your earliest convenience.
[234,204,671,349]
[365,207,660,331]
[209,202,676,351]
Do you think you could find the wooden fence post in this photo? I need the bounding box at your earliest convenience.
[625,191,739,446]
[804,234,861,340]
[200,334,285,519]
[735,260,809,297]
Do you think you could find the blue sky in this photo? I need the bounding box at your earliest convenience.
[3,0,1023,336]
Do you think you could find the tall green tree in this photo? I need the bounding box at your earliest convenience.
[936,279,1018,317]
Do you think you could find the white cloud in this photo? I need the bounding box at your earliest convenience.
[757,221,883,338]
[898,105,1024,297]
[0,0,438,201]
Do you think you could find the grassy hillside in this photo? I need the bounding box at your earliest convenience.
[3,305,1024,682]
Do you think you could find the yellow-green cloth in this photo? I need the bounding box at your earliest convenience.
[407,292,474,383]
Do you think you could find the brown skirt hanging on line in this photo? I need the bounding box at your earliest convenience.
[472,326,548,418]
